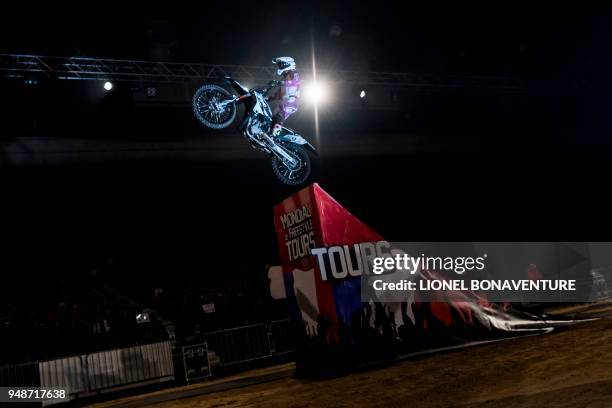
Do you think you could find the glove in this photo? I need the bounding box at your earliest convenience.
[268,80,278,87]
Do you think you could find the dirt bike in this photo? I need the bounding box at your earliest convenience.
[192,76,316,185]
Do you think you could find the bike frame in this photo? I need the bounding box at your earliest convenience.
[217,76,317,168]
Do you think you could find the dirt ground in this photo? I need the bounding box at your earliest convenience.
[97,315,612,408]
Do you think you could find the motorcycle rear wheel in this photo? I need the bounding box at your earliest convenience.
[192,84,236,129]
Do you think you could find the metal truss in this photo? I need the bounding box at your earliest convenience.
[0,54,590,92]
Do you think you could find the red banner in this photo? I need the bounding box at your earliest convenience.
[274,183,382,343]
[274,184,566,351]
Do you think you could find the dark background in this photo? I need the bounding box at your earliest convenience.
[1,1,611,361]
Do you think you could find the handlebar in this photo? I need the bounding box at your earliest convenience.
[252,80,282,93]
[251,85,276,94]
[230,82,280,100]
[225,85,272,105]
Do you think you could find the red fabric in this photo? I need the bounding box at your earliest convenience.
[274,183,384,343]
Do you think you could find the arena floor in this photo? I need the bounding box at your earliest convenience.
[94,308,612,408]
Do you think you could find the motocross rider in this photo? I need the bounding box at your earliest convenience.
[268,57,301,137]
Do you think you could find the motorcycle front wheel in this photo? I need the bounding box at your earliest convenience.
[271,144,311,186]
[192,84,236,129]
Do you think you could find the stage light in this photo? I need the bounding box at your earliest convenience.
[360,90,366,98]
[304,81,329,104]
[103,81,113,91]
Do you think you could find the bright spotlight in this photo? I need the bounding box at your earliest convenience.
[304,81,328,104]
[103,81,113,91]
[360,90,366,98]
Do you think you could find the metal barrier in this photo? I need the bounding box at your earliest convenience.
[201,319,295,368]
[0,320,296,402]
[202,323,271,367]
[270,319,296,355]
[38,340,174,404]
[0,361,39,387]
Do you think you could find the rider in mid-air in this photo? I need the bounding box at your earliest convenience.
[191,55,313,185]
[268,57,301,137]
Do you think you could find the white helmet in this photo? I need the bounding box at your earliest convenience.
[272,56,296,76]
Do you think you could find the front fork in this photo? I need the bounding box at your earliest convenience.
[243,128,297,167]
[259,133,299,167]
